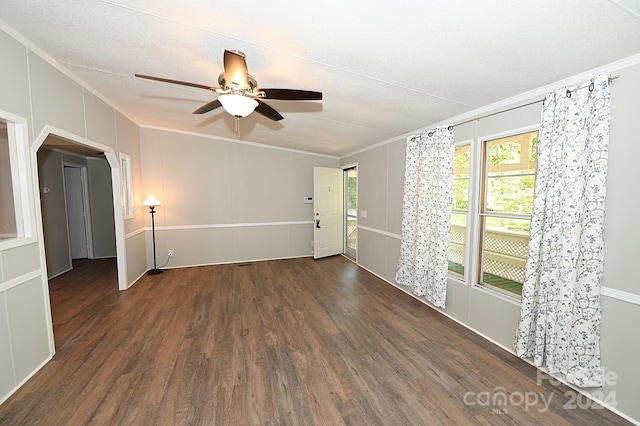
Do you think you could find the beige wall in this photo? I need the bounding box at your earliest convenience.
[37,148,73,277]
[342,61,640,423]
[140,127,339,267]
[117,112,147,283]
[87,157,116,259]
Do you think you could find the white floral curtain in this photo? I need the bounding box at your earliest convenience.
[396,126,454,308]
[514,74,611,388]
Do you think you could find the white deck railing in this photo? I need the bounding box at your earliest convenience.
[450,224,529,283]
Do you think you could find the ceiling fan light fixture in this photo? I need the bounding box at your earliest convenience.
[218,94,258,117]
[136,49,321,123]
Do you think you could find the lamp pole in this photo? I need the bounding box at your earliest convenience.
[148,205,162,275]
[143,195,164,275]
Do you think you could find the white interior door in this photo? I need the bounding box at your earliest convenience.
[64,166,89,259]
[313,167,344,259]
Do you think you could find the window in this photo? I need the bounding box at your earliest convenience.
[449,144,470,277]
[478,131,538,296]
[0,123,17,240]
[448,130,538,298]
[120,153,133,218]
[0,117,31,244]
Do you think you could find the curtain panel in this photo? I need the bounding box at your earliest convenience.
[396,126,454,308]
[514,74,611,388]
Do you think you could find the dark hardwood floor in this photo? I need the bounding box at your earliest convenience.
[0,256,630,425]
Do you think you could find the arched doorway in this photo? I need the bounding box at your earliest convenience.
[32,127,127,290]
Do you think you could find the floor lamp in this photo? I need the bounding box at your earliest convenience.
[143,195,164,275]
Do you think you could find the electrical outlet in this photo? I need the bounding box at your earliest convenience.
[168,249,174,257]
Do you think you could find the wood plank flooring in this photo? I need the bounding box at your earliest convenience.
[0,256,630,425]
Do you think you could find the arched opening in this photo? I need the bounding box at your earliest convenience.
[32,127,127,290]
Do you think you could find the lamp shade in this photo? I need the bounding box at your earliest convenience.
[142,195,161,207]
[218,94,259,117]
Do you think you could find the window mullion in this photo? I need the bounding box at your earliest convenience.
[466,137,483,287]
[479,212,531,221]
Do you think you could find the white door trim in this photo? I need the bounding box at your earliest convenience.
[62,162,94,259]
[342,163,358,263]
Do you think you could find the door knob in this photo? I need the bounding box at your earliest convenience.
[315,219,321,229]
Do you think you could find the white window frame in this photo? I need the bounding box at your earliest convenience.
[0,112,34,250]
[120,152,133,219]
[448,125,539,303]
[449,139,473,285]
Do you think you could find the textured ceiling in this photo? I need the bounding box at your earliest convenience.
[2,0,640,156]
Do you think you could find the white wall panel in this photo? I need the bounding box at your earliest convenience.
[117,113,145,235]
[383,234,401,284]
[475,100,541,138]
[0,30,30,119]
[125,231,147,285]
[150,223,316,270]
[288,152,337,222]
[289,223,314,258]
[28,52,85,139]
[87,157,116,258]
[230,144,292,224]
[141,128,235,226]
[0,243,40,282]
[602,63,640,295]
[84,91,116,149]
[443,279,470,324]
[0,292,16,399]
[6,278,50,381]
[453,120,476,142]
[155,227,236,267]
[467,286,521,349]
[37,148,71,277]
[386,139,406,235]
[356,146,388,231]
[597,296,640,419]
[233,225,291,261]
[357,228,387,277]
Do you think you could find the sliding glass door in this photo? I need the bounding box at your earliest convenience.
[344,166,357,261]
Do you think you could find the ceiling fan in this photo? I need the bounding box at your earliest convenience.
[135,49,322,129]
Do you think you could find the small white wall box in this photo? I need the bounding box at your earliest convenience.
[303,196,313,204]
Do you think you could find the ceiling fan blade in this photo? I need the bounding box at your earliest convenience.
[135,74,215,91]
[223,50,250,88]
[259,88,323,101]
[254,99,284,121]
[193,99,222,114]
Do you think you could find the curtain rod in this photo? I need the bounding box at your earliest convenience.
[449,75,619,130]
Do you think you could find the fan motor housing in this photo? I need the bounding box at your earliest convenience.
[218,73,257,92]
